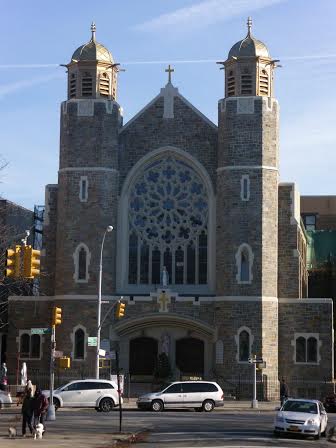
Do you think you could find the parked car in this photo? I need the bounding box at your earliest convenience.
[0,389,12,409]
[324,393,336,412]
[43,379,122,412]
[137,381,224,412]
[274,398,328,439]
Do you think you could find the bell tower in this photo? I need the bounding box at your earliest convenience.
[216,18,279,394]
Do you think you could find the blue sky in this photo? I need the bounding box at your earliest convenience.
[0,0,335,209]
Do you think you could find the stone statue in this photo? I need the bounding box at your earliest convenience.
[20,362,27,386]
[161,266,169,287]
[160,333,170,356]
[0,363,7,386]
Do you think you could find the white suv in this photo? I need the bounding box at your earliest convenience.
[137,381,224,412]
[43,379,122,412]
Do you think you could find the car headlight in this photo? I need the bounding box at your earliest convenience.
[276,416,285,423]
[306,418,319,425]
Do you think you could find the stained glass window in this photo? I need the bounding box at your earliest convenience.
[128,156,209,286]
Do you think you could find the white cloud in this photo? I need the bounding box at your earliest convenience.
[134,0,285,32]
[0,73,62,99]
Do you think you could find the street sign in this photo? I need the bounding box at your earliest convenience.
[99,349,106,357]
[100,339,110,352]
[54,351,63,358]
[257,361,266,369]
[248,357,263,364]
[31,328,51,335]
[88,337,98,347]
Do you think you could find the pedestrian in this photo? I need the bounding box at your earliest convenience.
[33,388,48,430]
[280,378,289,406]
[21,388,34,437]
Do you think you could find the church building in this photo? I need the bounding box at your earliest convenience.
[6,20,334,399]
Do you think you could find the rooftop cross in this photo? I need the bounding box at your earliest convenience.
[91,22,96,41]
[247,17,252,36]
[165,64,174,84]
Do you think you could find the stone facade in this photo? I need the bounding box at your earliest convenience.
[5,23,335,399]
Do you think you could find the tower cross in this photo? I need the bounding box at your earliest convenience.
[91,22,96,41]
[165,64,174,84]
[247,17,252,36]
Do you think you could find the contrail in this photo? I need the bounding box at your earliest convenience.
[0,54,336,69]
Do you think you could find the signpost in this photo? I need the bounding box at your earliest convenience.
[248,355,264,409]
[88,337,98,347]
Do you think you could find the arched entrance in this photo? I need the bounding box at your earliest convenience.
[176,337,204,376]
[129,337,158,376]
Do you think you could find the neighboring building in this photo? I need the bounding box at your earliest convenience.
[301,196,336,231]
[6,21,334,399]
[0,199,34,365]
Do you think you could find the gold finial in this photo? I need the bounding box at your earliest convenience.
[247,17,252,36]
[91,22,96,41]
[165,64,174,84]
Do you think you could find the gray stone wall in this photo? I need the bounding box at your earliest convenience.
[119,95,218,193]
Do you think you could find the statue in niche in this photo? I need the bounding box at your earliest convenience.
[160,333,170,356]
[161,266,169,288]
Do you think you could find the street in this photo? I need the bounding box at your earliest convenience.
[1,408,336,447]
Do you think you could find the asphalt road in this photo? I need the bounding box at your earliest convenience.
[1,409,336,447]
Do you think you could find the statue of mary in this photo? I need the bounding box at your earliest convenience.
[161,266,169,288]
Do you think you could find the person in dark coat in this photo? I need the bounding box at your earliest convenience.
[33,388,49,429]
[280,378,289,406]
[21,388,34,437]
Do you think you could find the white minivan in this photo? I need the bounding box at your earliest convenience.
[137,381,224,412]
[43,379,122,412]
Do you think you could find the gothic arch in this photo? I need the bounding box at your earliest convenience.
[73,243,91,283]
[235,243,254,284]
[70,324,87,361]
[117,146,216,293]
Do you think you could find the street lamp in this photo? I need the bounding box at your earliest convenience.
[95,225,113,379]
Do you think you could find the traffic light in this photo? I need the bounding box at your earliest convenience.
[52,307,62,326]
[23,245,41,278]
[58,357,70,369]
[116,301,126,319]
[5,245,21,278]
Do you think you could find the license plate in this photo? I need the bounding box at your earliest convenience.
[289,425,300,432]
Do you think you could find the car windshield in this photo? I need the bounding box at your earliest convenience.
[282,400,318,414]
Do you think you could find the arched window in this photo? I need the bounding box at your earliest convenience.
[127,156,209,287]
[259,69,269,96]
[296,337,306,362]
[31,335,41,359]
[307,337,317,363]
[73,244,91,283]
[20,334,30,357]
[74,328,85,360]
[235,244,254,284]
[99,72,110,97]
[241,68,252,95]
[239,330,250,362]
[82,72,93,97]
[227,70,235,96]
[70,73,77,98]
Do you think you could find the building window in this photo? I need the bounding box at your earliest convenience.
[241,68,252,95]
[235,243,254,284]
[73,243,91,283]
[227,70,235,96]
[240,175,250,201]
[71,325,87,361]
[82,72,93,97]
[293,333,320,364]
[235,327,253,363]
[259,69,269,96]
[99,72,110,97]
[127,156,209,287]
[303,215,316,231]
[19,332,41,359]
[79,176,88,202]
[215,340,224,364]
[70,73,77,98]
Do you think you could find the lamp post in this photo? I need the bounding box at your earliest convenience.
[95,225,113,379]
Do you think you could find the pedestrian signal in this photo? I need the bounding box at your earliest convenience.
[116,302,126,319]
[23,245,41,278]
[52,307,62,326]
[58,357,70,369]
[5,246,21,278]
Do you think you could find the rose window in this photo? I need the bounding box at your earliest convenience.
[128,156,208,286]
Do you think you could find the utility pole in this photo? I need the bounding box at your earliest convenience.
[116,350,123,432]
[248,354,263,409]
[47,324,56,421]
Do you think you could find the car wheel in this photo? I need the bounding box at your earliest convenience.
[99,398,115,412]
[202,400,215,412]
[53,398,60,411]
[151,400,163,412]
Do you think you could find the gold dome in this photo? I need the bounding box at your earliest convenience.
[71,23,113,63]
[228,18,270,59]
